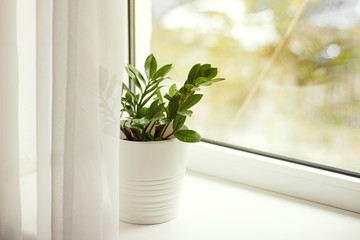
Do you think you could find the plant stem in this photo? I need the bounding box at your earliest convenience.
[164,130,175,140]
[142,121,152,134]
[148,121,156,134]
[159,122,171,139]
[136,80,154,111]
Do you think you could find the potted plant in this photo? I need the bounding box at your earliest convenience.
[119,54,224,224]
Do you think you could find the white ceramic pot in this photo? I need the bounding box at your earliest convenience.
[119,126,189,224]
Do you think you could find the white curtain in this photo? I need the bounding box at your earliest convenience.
[0,1,22,239]
[0,0,126,239]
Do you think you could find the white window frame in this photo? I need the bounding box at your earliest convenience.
[132,0,360,213]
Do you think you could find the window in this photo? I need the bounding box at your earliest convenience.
[140,0,360,176]
[132,0,360,212]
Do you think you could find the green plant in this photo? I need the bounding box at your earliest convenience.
[120,54,225,142]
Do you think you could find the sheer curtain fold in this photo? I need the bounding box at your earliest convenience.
[1,0,125,239]
[60,0,104,239]
[51,0,124,239]
[0,1,22,240]
[36,0,52,239]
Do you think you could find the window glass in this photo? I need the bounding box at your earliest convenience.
[149,0,360,173]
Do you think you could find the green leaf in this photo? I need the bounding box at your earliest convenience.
[136,107,148,118]
[149,77,166,87]
[124,65,136,79]
[186,63,201,84]
[185,84,200,91]
[146,100,160,117]
[177,109,193,117]
[174,129,201,142]
[123,92,134,106]
[154,103,165,116]
[179,94,203,111]
[125,91,133,101]
[158,118,170,125]
[129,124,143,132]
[152,112,165,121]
[156,90,163,103]
[139,132,154,141]
[168,95,180,119]
[164,93,172,101]
[177,86,186,95]
[198,64,211,77]
[194,77,211,86]
[153,64,173,80]
[146,100,165,121]
[203,67,218,78]
[197,78,225,86]
[144,54,157,79]
[139,89,163,109]
[124,105,135,117]
[125,65,143,92]
[144,82,160,95]
[173,115,186,132]
[169,83,177,97]
[127,64,146,84]
[185,84,194,90]
[122,84,136,100]
[132,117,150,127]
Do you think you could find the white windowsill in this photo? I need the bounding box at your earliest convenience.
[21,157,360,239]
[187,142,360,213]
[21,143,360,239]
[119,171,360,240]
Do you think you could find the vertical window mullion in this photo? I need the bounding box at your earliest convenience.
[128,0,135,92]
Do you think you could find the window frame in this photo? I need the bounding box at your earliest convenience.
[129,0,360,213]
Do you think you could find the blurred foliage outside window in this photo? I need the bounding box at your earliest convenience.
[150,0,360,173]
